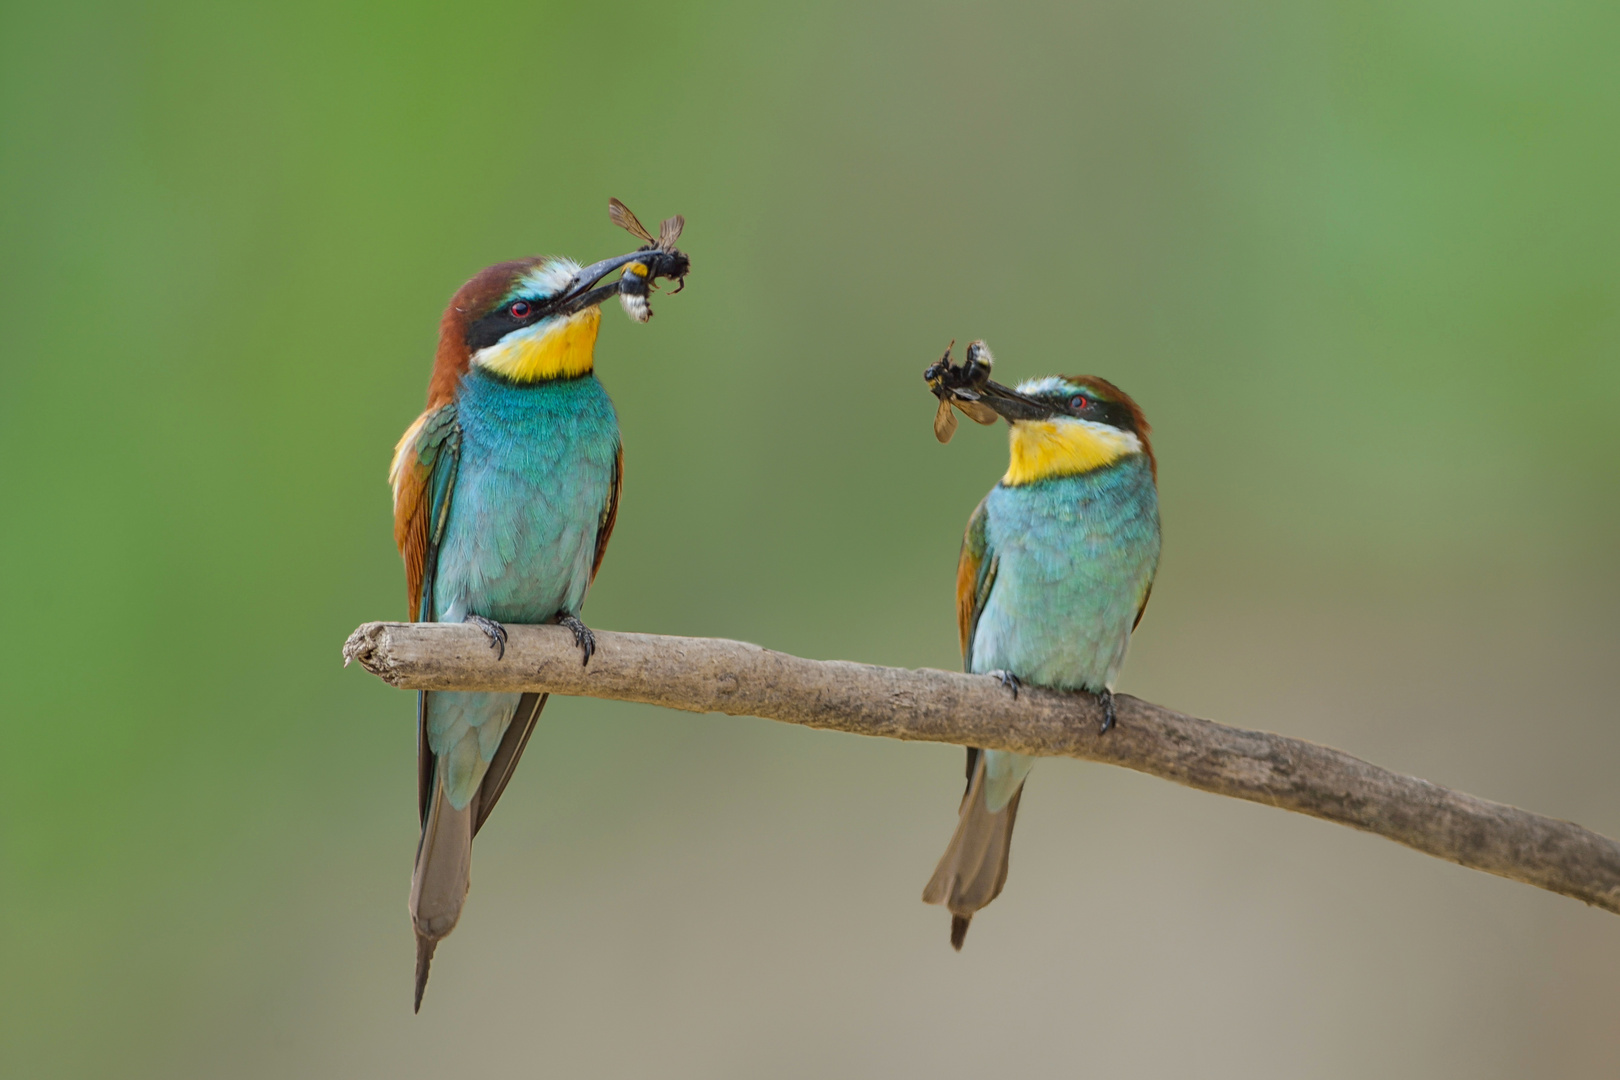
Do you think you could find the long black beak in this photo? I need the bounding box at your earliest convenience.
[969,380,1055,423]
[552,251,654,315]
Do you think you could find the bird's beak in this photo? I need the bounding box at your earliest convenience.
[553,251,653,314]
[969,381,1055,423]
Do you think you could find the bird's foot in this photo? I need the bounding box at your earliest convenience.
[1096,688,1116,734]
[555,614,595,667]
[465,614,507,661]
[987,670,1021,700]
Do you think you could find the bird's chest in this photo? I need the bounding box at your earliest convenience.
[433,374,619,623]
[972,459,1160,689]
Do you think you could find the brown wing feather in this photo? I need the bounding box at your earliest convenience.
[955,541,981,660]
[393,412,439,826]
[392,410,437,617]
[399,501,429,619]
[590,443,623,583]
[955,496,993,663]
[393,406,459,826]
[391,404,461,617]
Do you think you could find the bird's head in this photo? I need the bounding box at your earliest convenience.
[981,373,1155,486]
[426,251,655,404]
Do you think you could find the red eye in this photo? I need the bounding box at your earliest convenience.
[509,301,531,319]
[1071,395,1089,410]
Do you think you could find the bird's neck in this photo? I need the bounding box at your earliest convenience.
[1003,418,1141,486]
[472,309,601,383]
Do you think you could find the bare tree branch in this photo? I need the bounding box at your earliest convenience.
[344,621,1620,916]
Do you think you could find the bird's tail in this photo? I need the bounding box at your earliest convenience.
[410,767,473,1011]
[922,748,1030,949]
[408,691,546,1011]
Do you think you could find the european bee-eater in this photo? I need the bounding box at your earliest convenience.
[389,211,687,1009]
[922,343,1160,948]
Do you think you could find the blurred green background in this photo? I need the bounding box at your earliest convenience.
[3,0,1618,1076]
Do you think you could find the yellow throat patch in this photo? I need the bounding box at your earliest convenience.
[473,307,601,382]
[1003,417,1141,486]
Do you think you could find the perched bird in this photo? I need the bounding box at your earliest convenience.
[389,232,684,1010]
[922,344,1160,948]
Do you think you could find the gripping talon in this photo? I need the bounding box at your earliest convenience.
[465,614,507,661]
[988,670,1021,699]
[556,614,595,667]
[1097,688,1116,734]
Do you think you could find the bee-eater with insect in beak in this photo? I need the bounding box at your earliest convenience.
[922,342,1160,948]
[389,205,688,1009]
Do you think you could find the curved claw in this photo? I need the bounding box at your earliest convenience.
[987,670,1021,700]
[1097,688,1116,734]
[556,614,596,667]
[465,614,507,661]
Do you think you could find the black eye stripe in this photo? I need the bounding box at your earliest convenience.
[465,297,549,351]
[1041,392,1135,433]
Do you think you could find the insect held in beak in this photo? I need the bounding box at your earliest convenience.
[608,197,691,322]
[924,339,1000,443]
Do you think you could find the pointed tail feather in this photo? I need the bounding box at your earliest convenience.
[410,768,475,1009]
[922,749,1025,948]
[414,934,437,1012]
[409,692,540,1009]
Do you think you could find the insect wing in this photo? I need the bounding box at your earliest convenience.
[933,398,959,443]
[608,198,658,244]
[658,214,685,249]
[957,398,999,425]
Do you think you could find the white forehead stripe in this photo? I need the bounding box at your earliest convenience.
[1015,375,1082,397]
[513,257,581,299]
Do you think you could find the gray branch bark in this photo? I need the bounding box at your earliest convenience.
[344,620,1620,916]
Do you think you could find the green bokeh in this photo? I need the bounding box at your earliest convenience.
[2,1,1617,1076]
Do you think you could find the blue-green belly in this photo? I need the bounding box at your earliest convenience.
[971,454,1160,809]
[971,455,1159,689]
[427,371,620,807]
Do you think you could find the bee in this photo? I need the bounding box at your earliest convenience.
[607,197,691,322]
[924,339,999,443]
